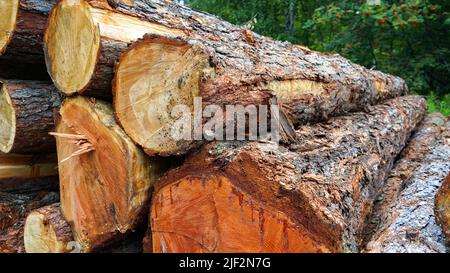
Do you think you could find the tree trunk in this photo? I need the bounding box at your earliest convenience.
[0,0,55,80]
[0,80,61,154]
[0,191,59,253]
[363,113,447,246]
[148,96,426,253]
[435,174,450,242]
[365,120,450,253]
[0,153,58,193]
[43,0,183,98]
[105,0,407,156]
[24,203,75,253]
[44,0,406,145]
[54,96,166,252]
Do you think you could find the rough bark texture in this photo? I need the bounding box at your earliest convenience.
[43,0,182,98]
[365,121,450,253]
[0,191,59,253]
[0,80,61,154]
[0,153,58,193]
[363,113,447,246]
[110,0,407,156]
[0,0,55,80]
[435,174,450,241]
[149,96,426,253]
[54,96,165,252]
[24,203,75,253]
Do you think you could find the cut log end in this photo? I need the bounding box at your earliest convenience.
[151,175,331,253]
[24,204,74,253]
[114,36,212,156]
[0,81,16,153]
[44,0,100,95]
[0,0,19,55]
[56,96,154,251]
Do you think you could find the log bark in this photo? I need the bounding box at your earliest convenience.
[365,120,450,253]
[0,80,61,154]
[54,96,166,252]
[0,191,59,253]
[435,174,450,241]
[44,0,182,98]
[363,113,447,245]
[148,95,426,253]
[109,1,407,156]
[24,203,76,253]
[44,1,406,135]
[0,0,55,80]
[0,153,58,193]
[24,202,148,253]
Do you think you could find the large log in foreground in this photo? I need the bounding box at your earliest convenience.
[148,96,426,253]
[54,96,164,252]
[365,121,450,253]
[44,0,182,97]
[24,203,75,253]
[0,80,61,154]
[363,113,447,245]
[0,191,59,253]
[0,153,58,193]
[0,0,55,80]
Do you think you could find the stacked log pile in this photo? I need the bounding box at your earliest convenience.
[0,0,448,253]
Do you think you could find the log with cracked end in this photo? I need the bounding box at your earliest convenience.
[24,203,76,253]
[108,0,408,156]
[0,0,56,80]
[363,112,447,246]
[0,80,61,154]
[148,95,426,253]
[0,153,58,193]
[0,191,59,253]
[44,0,406,139]
[54,96,167,252]
[365,120,450,253]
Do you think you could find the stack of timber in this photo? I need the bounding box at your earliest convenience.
[148,96,427,253]
[365,120,450,253]
[0,0,448,254]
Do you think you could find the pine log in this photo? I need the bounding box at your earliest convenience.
[0,153,58,193]
[363,113,447,245]
[0,80,61,154]
[0,0,55,80]
[365,121,450,253]
[0,191,59,253]
[54,96,165,252]
[435,174,450,241]
[148,96,426,253]
[24,203,76,253]
[111,4,406,155]
[44,1,405,129]
[43,0,183,98]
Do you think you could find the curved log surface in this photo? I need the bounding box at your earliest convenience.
[149,96,426,253]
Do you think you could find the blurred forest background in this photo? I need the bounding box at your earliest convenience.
[182,0,450,115]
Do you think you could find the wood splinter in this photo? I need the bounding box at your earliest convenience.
[49,132,94,163]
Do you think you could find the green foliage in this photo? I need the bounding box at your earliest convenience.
[185,0,450,115]
[427,92,450,116]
